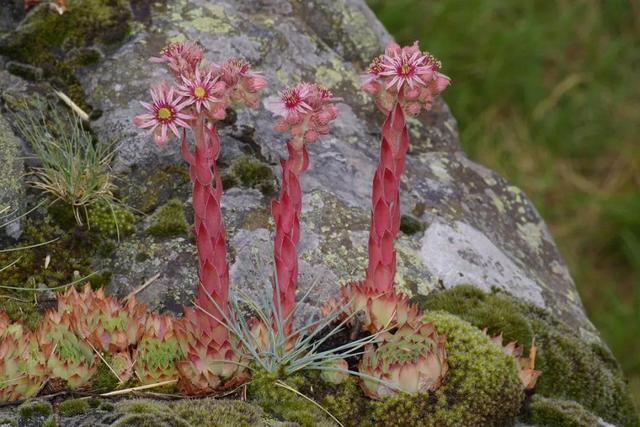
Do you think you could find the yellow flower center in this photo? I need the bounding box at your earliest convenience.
[157,107,172,120]
[194,86,206,99]
[400,63,412,76]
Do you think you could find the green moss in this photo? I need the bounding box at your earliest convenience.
[58,398,89,417]
[87,202,136,238]
[115,399,173,416]
[172,399,273,427]
[528,396,601,427]
[93,356,124,392]
[43,415,58,427]
[0,415,18,427]
[225,155,276,196]
[0,209,96,291]
[247,369,335,427]
[417,285,640,426]
[111,413,191,427]
[17,399,52,419]
[0,0,132,108]
[399,215,425,235]
[366,311,524,427]
[0,299,42,330]
[146,199,189,238]
[309,376,368,426]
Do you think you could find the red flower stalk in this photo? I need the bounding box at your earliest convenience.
[363,42,450,292]
[135,42,267,321]
[267,83,338,332]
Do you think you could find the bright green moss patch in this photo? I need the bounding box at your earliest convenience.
[58,398,89,417]
[146,199,189,238]
[87,202,136,238]
[417,285,639,426]
[17,399,52,419]
[247,369,335,427]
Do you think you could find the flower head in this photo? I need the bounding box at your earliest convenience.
[267,82,338,144]
[151,41,204,79]
[134,81,192,146]
[362,41,450,115]
[177,68,225,114]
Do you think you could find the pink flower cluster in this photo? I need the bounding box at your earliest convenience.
[134,41,267,145]
[267,82,339,147]
[362,41,450,115]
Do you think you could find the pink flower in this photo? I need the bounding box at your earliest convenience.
[362,41,450,114]
[268,82,338,144]
[151,41,204,79]
[267,84,312,120]
[177,69,225,114]
[134,81,192,146]
[380,48,433,91]
[205,58,268,110]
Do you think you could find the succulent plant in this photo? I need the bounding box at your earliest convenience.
[133,313,183,385]
[0,314,46,402]
[321,281,420,333]
[59,284,147,353]
[358,321,448,399]
[37,310,97,390]
[110,351,135,385]
[175,307,249,395]
[487,332,541,391]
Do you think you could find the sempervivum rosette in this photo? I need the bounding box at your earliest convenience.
[321,281,421,333]
[487,332,541,391]
[133,313,183,385]
[60,284,147,353]
[38,310,97,390]
[0,314,46,402]
[358,321,448,399]
[175,307,249,395]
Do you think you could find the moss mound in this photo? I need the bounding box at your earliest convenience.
[247,369,335,427]
[146,199,189,238]
[305,313,523,427]
[17,399,52,420]
[223,155,275,196]
[58,398,89,417]
[87,202,136,238]
[528,395,602,427]
[173,399,275,427]
[418,285,639,426]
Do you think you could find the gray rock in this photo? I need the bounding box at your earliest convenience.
[81,0,595,336]
[0,107,24,240]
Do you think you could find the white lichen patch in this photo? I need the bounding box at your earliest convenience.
[517,221,546,254]
[420,220,546,307]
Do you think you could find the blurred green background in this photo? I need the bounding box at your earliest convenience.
[367,0,640,406]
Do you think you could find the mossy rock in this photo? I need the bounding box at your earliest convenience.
[17,399,52,420]
[417,285,639,426]
[58,398,90,417]
[146,199,189,238]
[223,155,275,196]
[527,396,602,427]
[371,311,523,427]
[303,312,522,427]
[0,0,132,109]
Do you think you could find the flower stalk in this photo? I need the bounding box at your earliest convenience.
[267,83,338,333]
